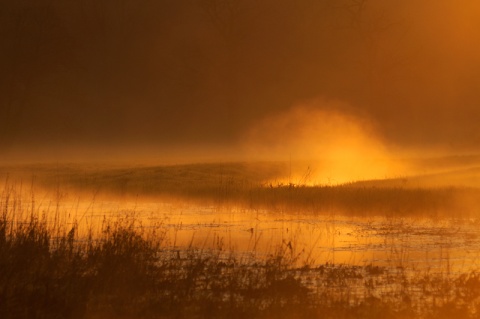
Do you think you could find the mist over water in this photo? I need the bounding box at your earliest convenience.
[1,0,480,279]
[240,100,407,184]
[3,2,480,318]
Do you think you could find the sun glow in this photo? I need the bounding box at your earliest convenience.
[241,100,406,185]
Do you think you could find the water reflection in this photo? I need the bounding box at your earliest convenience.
[23,190,480,274]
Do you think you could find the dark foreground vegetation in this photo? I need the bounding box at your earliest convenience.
[2,191,480,319]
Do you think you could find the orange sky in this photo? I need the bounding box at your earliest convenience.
[1,0,479,161]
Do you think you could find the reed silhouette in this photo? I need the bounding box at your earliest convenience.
[2,186,480,319]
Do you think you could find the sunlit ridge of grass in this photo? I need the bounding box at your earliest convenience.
[4,162,480,217]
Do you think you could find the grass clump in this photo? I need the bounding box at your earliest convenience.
[0,215,90,318]
[0,210,313,319]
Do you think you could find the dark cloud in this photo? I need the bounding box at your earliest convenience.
[1,0,479,160]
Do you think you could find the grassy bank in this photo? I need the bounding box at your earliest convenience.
[3,162,480,216]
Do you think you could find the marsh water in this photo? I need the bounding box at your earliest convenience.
[5,179,480,314]
[25,189,480,275]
